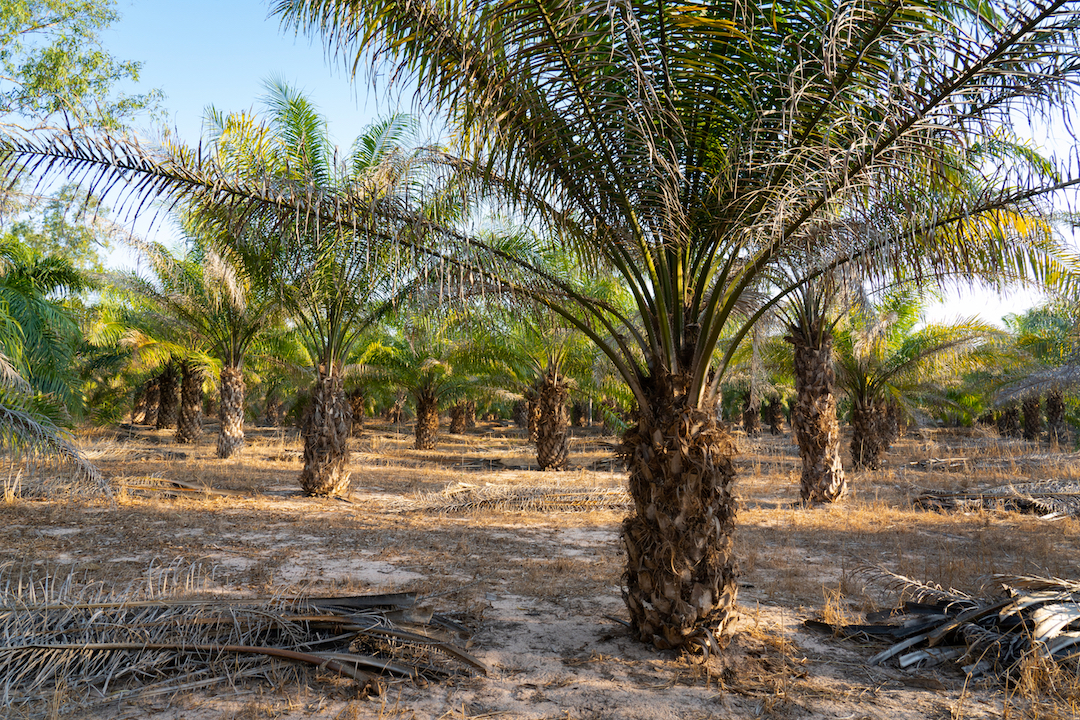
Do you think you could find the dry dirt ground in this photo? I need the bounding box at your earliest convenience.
[4,420,1080,719]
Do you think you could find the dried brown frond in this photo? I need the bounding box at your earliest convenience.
[0,561,484,718]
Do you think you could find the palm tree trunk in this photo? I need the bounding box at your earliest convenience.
[765,397,784,436]
[142,377,161,427]
[348,389,365,437]
[174,361,204,444]
[850,397,887,470]
[512,400,528,431]
[217,366,246,458]
[131,383,149,424]
[787,321,846,503]
[464,399,476,429]
[998,405,1021,438]
[1047,388,1066,445]
[385,390,405,424]
[742,391,760,437]
[261,392,282,427]
[449,402,467,434]
[300,368,353,496]
[1022,395,1042,441]
[155,362,180,430]
[526,392,541,443]
[535,368,569,470]
[414,388,439,450]
[620,370,738,651]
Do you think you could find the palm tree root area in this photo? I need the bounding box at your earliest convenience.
[620,390,738,652]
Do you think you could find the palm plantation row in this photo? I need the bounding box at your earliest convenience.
[4,0,1080,657]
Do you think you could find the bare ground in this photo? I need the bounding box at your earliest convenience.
[4,421,1080,719]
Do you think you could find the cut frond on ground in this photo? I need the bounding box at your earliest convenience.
[397,481,631,514]
[812,568,1080,683]
[0,561,485,719]
[113,475,252,499]
[914,480,1080,519]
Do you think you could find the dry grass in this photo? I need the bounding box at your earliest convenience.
[4,420,1079,718]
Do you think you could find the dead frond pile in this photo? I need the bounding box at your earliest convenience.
[811,567,1080,682]
[914,480,1080,520]
[397,481,630,514]
[0,561,485,718]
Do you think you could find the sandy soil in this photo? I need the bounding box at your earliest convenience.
[3,422,1078,719]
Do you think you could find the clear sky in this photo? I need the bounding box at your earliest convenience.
[101,1,1067,325]
[107,1,390,145]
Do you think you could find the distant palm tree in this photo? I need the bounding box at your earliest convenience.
[836,292,1002,469]
[123,239,278,456]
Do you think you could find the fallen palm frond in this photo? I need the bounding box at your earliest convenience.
[397,481,631,514]
[811,567,1080,681]
[114,475,251,499]
[914,480,1080,519]
[0,560,485,718]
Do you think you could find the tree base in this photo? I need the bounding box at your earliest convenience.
[620,378,739,651]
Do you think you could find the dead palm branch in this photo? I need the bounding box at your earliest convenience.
[0,561,485,718]
[816,566,1080,681]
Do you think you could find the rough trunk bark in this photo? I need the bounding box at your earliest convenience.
[526,392,541,443]
[535,368,569,471]
[261,392,282,427]
[174,361,204,444]
[998,405,1021,438]
[850,398,887,470]
[155,363,180,430]
[742,391,760,437]
[512,400,529,431]
[217,366,246,458]
[765,397,784,436]
[620,371,739,651]
[449,402,468,434]
[142,378,161,427]
[571,401,586,427]
[1047,389,1066,445]
[1022,395,1042,442]
[385,391,405,424]
[414,388,439,450]
[787,322,846,503]
[299,369,353,496]
[348,389,365,437]
[131,384,148,424]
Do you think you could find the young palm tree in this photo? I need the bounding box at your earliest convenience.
[783,280,848,502]
[364,311,475,451]
[835,292,1002,469]
[122,239,277,457]
[0,237,104,489]
[7,0,1080,654]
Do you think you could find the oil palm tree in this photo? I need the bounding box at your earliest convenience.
[193,83,431,494]
[6,0,1080,654]
[783,279,848,502]
[122,238,278,456]
[0,236,103,489]
[835,292,1002,469]
[273,0,1080,651]
[363,310,477,450]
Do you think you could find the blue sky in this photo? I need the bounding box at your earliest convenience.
[107,1,390,145]
[101,1,1053,324]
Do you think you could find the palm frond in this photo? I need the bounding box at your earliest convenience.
[0,561,485,718]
